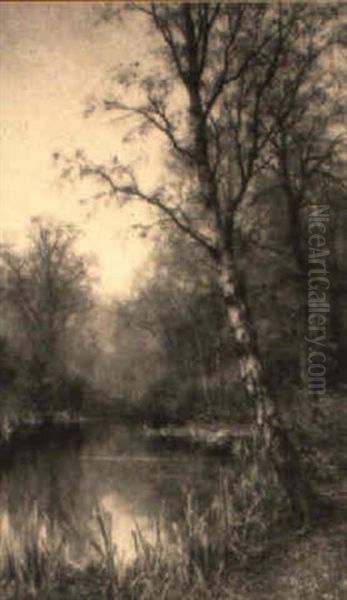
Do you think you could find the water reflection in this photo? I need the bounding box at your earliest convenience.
[0,422,228,563]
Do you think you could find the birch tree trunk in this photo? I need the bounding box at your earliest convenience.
[218,247,315,523]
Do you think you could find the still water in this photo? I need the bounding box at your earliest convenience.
[0,422,230,563]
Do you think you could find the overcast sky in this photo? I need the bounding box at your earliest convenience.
[0,2,163,297]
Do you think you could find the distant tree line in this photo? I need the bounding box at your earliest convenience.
[0,217,96,418]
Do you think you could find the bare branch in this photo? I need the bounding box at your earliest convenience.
[82,164,219,260]
[104,97,192,161]
[150,4,188,84]
[204,7,247,117]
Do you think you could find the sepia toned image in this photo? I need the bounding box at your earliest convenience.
[0,2,346,598]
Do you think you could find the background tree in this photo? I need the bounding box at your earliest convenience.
[0,217,93,412]
[109,230,243,424]
[265,33,347,386]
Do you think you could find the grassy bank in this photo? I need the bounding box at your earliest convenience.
[0,411,87,445]
[1,472,346,599]
[0,412,42,444]
[0,509,345,599]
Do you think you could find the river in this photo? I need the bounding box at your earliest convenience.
[0,421,231,565]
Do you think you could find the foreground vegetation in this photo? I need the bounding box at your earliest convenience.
[1,394,345,599]
[0,479,345,599]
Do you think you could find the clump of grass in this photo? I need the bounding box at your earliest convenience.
[0,502,68,597]
[169,459,285,581]
[88,505,188,599]
[87,459,284,599]
[89,504,120,598]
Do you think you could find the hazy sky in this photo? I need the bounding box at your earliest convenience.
[0,2,162,297]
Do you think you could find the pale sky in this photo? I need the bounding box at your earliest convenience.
[0,2,164,297]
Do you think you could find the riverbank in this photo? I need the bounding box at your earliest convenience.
[0,501,345,599]
[143,421,251,451]
[0,410,92,445]
[0,408,252,453]
[0,412,39,443]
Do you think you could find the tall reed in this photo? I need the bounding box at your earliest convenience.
[0,502,68,596]
[0,467,282,598]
